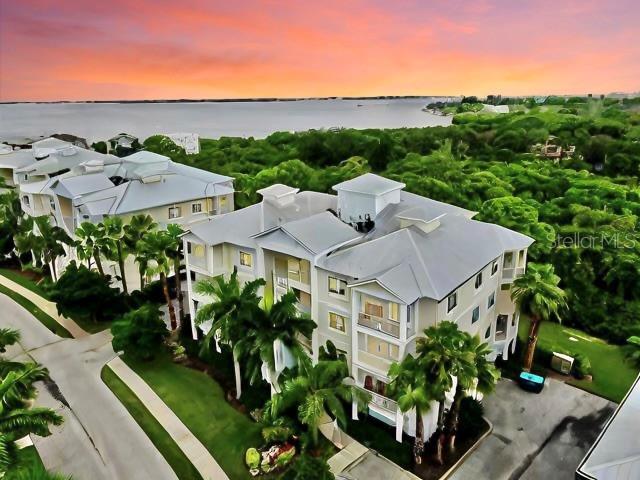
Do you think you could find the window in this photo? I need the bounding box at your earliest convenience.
[475,272,483,289]
[239,251,252,268]
[22,195,30,207]
[471,306,480,324]
[487,292,495,308]
[328,276,346,296]
[389,302,399,322]
[485,326,491,339]
[364,301,383,319]
[501,284,511,291]
[518,250,525,266]
[491,260,499,276]
[49,198,56,210]
[329,312,346,333]
[219,196,227,208]
[503,252,514,268]
[192,202,202,214]
[168,206,181,219]
[187,242,192,254]
[447,292,457,313]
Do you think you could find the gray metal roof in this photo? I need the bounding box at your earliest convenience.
[50,173,114,198]
[320,210,533,302]
[333,173,405,195]
[258,211,362,255]
[577,374,640,480]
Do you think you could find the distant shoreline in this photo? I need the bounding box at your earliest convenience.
[0,95,453,106]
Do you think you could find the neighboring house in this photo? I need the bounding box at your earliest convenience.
[183,173,532,443]
[576,374,640,479]
[166,132,200,154]
[6,137,234,291]
[108,133,139,150]
[50,133,90,149]
[532,135,576,163]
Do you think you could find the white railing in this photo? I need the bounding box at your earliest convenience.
[366,389,398,413]
[357,350,396,372]
[358,312,400,338]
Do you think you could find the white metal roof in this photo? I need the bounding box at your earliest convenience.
[332,173,405,195]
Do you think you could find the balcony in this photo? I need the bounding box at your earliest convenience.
[357,350,396,372]
[363,388,398,414]
[502,266,525,282]
[358,312,400,338]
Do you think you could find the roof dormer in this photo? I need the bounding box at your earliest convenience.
[332,173,405,226]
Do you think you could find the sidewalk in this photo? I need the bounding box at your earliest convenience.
[1,273,228,480]
[107,357,228,480]
[0,274,88,339]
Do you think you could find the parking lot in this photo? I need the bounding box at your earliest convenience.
[450,377,616,480]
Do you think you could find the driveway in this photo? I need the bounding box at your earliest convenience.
[450,377,616,480]
[1,293,177,480]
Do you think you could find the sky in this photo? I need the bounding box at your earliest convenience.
[0,0,639,101]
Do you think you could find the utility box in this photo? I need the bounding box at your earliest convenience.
[551,352,574,375]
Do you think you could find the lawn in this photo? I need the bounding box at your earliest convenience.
[0,268,50,299]
[122,353,263,480]
[518,317,638,402]
[0,284,72,338]
[5,446,45,477]
[101,365,202,480]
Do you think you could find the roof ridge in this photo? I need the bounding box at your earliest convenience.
[405,227,438,298]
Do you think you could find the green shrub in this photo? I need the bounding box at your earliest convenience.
[275,446,296,468]
[458,397,485,440]
[245,447,260,470]
[573,353,593,378]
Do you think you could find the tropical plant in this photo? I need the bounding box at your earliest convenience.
[0,363,63,471]
[102,216,128,294]
[164,224,184,322]
[387,354,435,464]
[281,453,334,480]
[0,189,22,259]
[415,321,469,465]
[236,290,316,388]
[4,464,73,479]
[195,267,265,398]
[445,334,499,450]
[136,231,177,330]
[47,261,124,324]
[0,329,20,354]
[511,263,568,371]
[123,214,157,290]
[74,221,109,276]
[624,336,640,369]
[111,304,169,360]
[267,358,369,447]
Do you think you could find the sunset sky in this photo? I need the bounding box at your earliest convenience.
[1,0,638,101]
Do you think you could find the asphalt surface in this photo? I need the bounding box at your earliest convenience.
[1,292,178,480]
[450,377,616,480]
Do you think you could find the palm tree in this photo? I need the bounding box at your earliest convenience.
[0,328,20,354]
[75,222,107,276]
[387,354,435,464]
[511,263,567,371]
[268,358,369,447]
[165,224,184,323]
[0,363,63,471]
[32,217,73,282]
[195,268,265,398]
[137,231,178,330]
[102,217,128,294]
[416,321,467,465]
[14,216,45,270]
[237,290,316,389]
[624,336,640,369]
[124,214,157,290]
[445,334,500,450]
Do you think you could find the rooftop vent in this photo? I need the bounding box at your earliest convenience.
[257,184,299,206]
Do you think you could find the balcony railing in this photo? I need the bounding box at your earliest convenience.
[363,388,398,413]
[358,312,400,338]
[357,350,396,372]
[502,266,525,281]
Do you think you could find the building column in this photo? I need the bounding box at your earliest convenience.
[352,398,359,420]
[310,263,319,363]
[395,408,404,442]
[351,290,360,375]
[183,238,198,340]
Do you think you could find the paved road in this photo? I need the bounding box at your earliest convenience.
[450,377,616,480]
[1,292,178,480]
